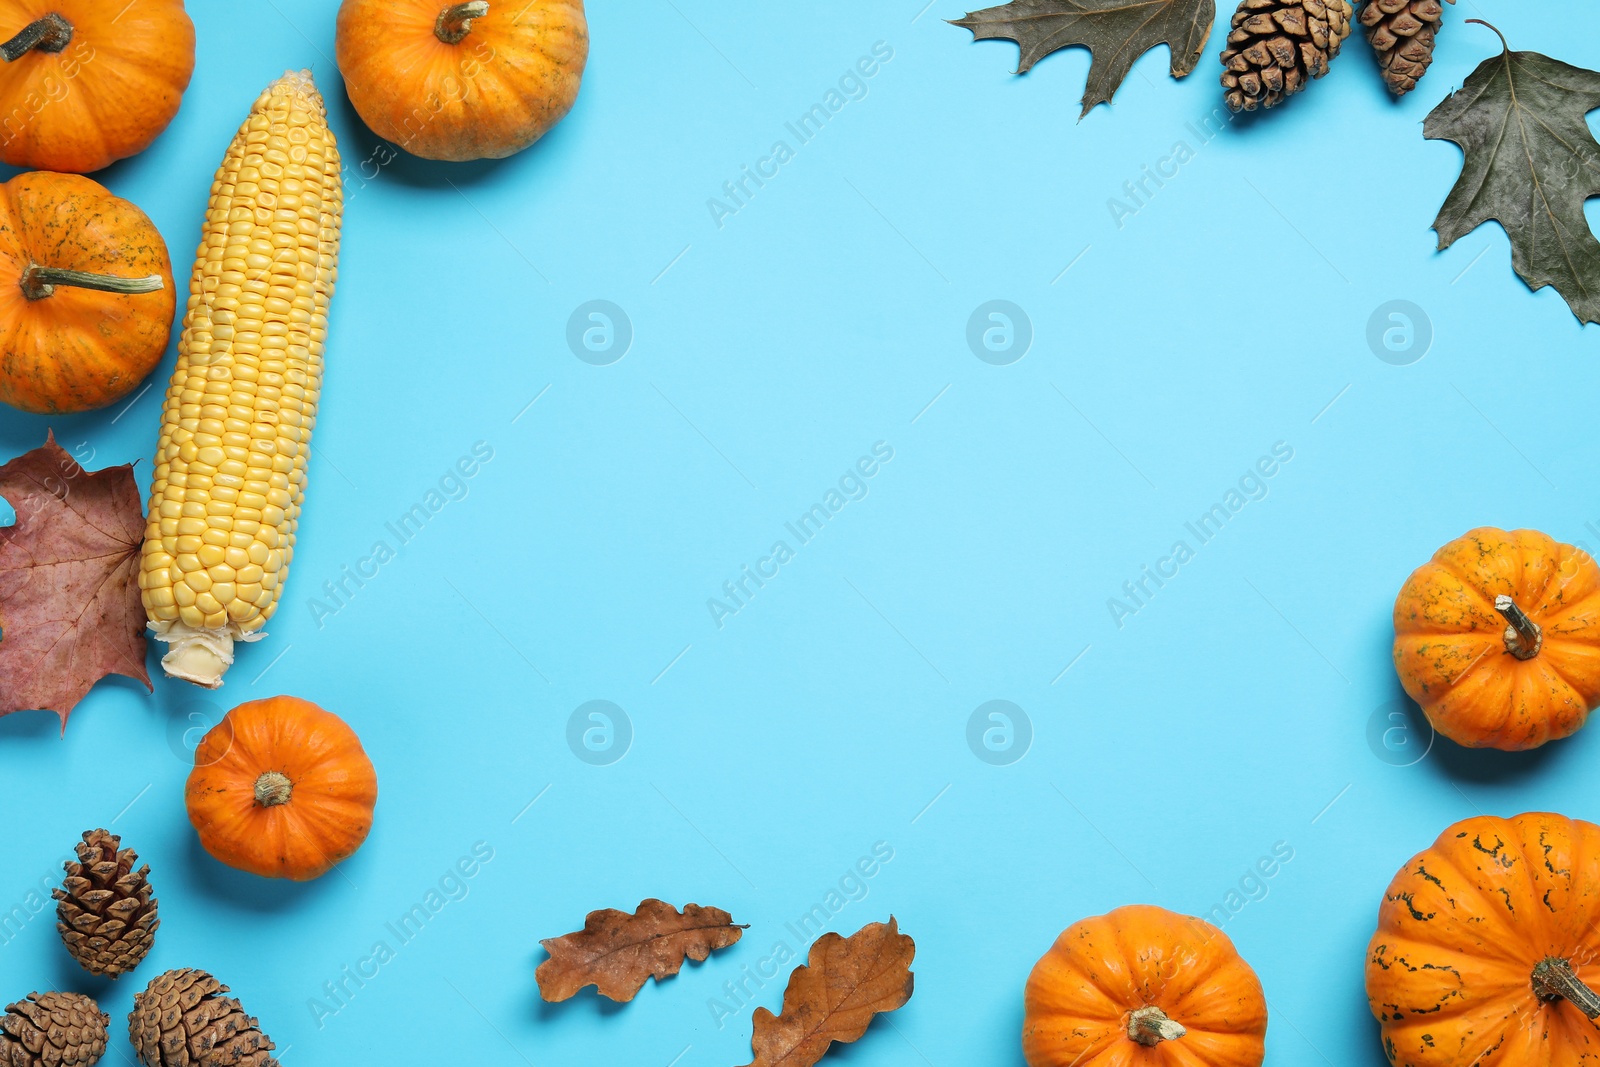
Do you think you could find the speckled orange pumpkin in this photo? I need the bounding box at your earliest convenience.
[0,0,194,173]
[1393,527,1600,750]
[1023,904,1268,1067]
[1367,812,1600,1066]
[0,171,174,414]
[335,0,588,161]
[186,696,378,881]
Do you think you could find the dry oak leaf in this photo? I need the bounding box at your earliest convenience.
[741,917,915,1067]
[1425,22,1600,324]
[536,899,747,1002]
[0,433,150,728]
[951,0,1216,117]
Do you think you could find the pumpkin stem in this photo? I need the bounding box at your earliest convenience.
[435,1,489,44]
[20,265,165,302]
[0,13,73,62]
[1126,1006,1186,1046]
[1533,957,1600,1019]
[1495,594,1543,661]
[254,771,294,808]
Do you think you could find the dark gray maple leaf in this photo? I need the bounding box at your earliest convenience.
[951,0,1216,117]
[1424,22,1600,325]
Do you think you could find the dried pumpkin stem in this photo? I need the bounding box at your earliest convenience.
[20,265,165,302]
[254,771,294,807]
[435,1,489,44]
[1495,594,1543,660]
[1533,957,1600,1019]
[0,13,73,61]
[1126,1006,1186,1046]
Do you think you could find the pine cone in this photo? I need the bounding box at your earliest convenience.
[1221,0,1355,112]
[0,992,109,1067]
[128,970,278,1067]
[1359,0,1453,96]
[54,829,158,978]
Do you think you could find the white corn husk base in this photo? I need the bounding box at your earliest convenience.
[148,619,264,689]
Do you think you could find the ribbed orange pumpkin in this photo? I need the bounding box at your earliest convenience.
[0,0,195,173]
[1367,812,1600,1066]
[335,0,587,161]
[1393,527,1600,750]
[0,171,174,414]
[1023,905,1268,1066]
[186,696,378,881]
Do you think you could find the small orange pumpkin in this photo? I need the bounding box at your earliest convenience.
[186,696,378,881]
[0,0,195,173]
[1367,812,1600,1066]
[336,0,588,161]
[1023,904,1268,1066]
[1393,527,1600,750]
[0,171,174,414]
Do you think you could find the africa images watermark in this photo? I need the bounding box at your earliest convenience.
[0,35,95,152]
[1201,840,1295,931]
[706,441,895,629]
[1106,106,1237,230]
[705,841,896,1029]
[0,858,71,950]
[307,841,495,1029]
[707,41,895,230]
[1106,441,1295,629]
[306,442,495,628]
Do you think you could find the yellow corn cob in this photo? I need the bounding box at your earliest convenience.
[139,71,342,688]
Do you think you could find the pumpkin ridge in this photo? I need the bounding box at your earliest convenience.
[1163,962,1268,1034]
[1504,529,1551,602]
[1515,814,1600,950]
[1522,661,1588,741]
[1026,938,1126,1023]
[276,794,372,846]
[1427,553,1514,616]
[1538,644,1600,710]
[1390,829,1527,949]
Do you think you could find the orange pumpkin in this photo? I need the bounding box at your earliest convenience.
[186,696,378,881]
[0,0,194,173]
[1367,812,1600,1065]
[336,0,588,161]
[1393,527,1600,750]
[0,171,174,414]
[1023,904,1268,1066]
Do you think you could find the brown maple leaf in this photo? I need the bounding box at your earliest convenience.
[536,899,747,1002]
[742,918,915,1067]
[0,433,150,728]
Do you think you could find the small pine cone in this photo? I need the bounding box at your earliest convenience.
[54,829,159,979]
[1221,0,1356,112]
[1359,0,1453,96]
[128,970,278,1067]
[0,992,109,1067]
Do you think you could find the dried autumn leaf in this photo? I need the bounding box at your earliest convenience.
[0,433,150,728]
[951,0,1216,117]
[536,899,746,1002]
[1424,22,1600,324]
[741,918,915,1067]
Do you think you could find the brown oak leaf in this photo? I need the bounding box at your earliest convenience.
[741,918,915,1067]
[0,433,150,728]
[536,899,747,1002]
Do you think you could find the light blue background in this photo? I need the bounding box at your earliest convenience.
[2,1,1599,1063]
